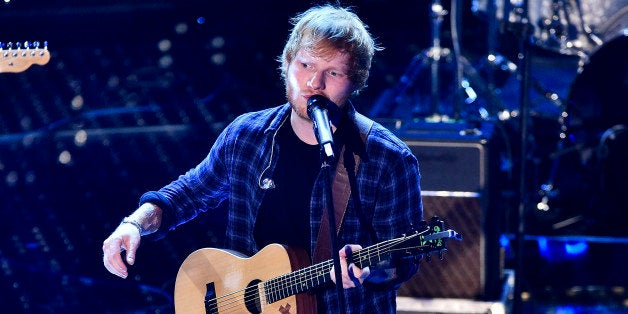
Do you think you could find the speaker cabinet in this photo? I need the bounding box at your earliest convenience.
[395,124,504,300]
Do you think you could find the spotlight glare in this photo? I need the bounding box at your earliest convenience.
[71,95,84,110]
[174,22,188,35]
[74,130,87,146]
[58,151,72,165]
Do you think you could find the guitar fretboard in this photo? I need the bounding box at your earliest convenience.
[261,230,455,304]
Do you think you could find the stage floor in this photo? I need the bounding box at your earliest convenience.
[397,270,628,314]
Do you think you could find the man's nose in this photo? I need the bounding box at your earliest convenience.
[307,72,324,90]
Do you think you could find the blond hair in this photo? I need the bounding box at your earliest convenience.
[278,4,383,96]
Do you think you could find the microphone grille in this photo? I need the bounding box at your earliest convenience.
[307,95,328,116]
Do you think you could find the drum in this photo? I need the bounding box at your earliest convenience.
[566,33,627,140]
[556,33,627,233]
[529,0,628,56]
[474,0,628,56]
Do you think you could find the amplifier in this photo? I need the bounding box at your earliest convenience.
[391,121,504,300]
[405,138,487,193]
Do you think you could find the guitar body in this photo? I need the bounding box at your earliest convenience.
[174,244,316,314]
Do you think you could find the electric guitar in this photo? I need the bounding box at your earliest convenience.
[174,216,461,313]
[1,41,50,73]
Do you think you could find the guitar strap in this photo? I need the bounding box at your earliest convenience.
[312,113,373,263]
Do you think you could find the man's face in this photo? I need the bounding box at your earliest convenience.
[285,47,354,121]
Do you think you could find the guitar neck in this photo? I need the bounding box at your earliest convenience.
[264,259,333,303]
[262,229,456,303]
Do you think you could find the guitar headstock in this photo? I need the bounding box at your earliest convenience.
[1,41,50,73]
[352,216,462,269]
[419,216,462,261]
[396,216,462,260]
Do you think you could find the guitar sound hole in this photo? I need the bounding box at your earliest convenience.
[244,279,262,313]
[204,282,217,314]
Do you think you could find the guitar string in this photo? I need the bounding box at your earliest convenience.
[208,234,428,312]
[204,260,336,313]
[209,230,439,312]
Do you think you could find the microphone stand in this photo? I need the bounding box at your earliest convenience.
[318,141,345,312]
[427,0,449,119]
[368,0,450,120]
[506,1,534,313]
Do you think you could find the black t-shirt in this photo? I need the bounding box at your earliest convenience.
[254,121,322,252]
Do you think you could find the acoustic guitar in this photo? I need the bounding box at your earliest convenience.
[1,41,50,73]
[174,216,461,313]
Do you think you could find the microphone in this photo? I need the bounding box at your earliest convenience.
[307,95,335,161]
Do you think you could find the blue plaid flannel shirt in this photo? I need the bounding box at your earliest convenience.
[140,103,423,313]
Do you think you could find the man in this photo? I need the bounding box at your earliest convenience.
[103,4,423,313]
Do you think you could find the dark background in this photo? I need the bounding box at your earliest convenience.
[2,0,627,313]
